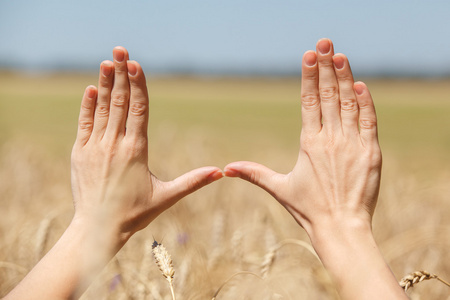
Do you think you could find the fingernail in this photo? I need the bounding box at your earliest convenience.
[318,39,331,55]
[333,55,345,69]
[101,62,113,76]
[304,51,317,67]
[355,83,365,95]
[209,170,224,182]
[113,48,125,62]
[86,86,96,98]
[223,167,238,177]
[127,61,137,76]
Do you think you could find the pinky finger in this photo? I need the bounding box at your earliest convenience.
[76,85,97,146]
[354,82,378,146]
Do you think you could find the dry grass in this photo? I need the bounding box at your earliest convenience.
[1,74,450,299]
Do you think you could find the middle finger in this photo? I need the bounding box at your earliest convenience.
[317,38,341,131]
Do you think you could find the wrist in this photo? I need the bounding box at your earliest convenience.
[307,215,373,247]
[70,212,130,253]
[306,215,375,273]
[305,217,407,299]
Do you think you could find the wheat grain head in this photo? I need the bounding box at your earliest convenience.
[152,240,176,300]
[399,270,450,292]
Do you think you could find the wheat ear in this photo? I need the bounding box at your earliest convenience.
[212,271,263,300]
[399,270,450,291]
[261,239,319,278]
[152,240,176,300]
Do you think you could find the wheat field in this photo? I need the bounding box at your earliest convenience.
[0,73,449,299]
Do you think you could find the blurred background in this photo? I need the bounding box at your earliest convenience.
[1,1,449,299]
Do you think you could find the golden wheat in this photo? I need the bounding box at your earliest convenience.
[152,240,176,300]
[260,239,320,278]
[399,270,450,292]
[2,77,450,299]
[212,271,263,300]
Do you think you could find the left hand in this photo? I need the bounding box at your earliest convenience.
[224,39,382,237]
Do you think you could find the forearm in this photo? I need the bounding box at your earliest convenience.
[4,218,124,300]
[308,219,408,300]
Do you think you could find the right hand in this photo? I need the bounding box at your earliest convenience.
[71,47,223,245]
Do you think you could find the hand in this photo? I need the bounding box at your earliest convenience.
[71,47,223,245]
[224,39,408,299]
[5,47,224,300]
[224,38,381,236]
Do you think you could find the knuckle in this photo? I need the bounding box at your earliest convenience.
[300,135,314,152]
[111,93,129,107]
[340,97,357,111]
[319,86,339,103]
[187,176,203,191]
[78,120,93,131]
[365,147,382,167]
[248,169,260,185]
[319,59,334,68]
[102,141,117,157]
[358,101,371,109]
[99,78,111,89]
[125,138,147,156]
[360,118,377,130]
[300,131,322,151]
[301,93,320,111]
[302,71,317,81]
[129,77,143,87]
[95,103,109,117]
[114,65,128,74]
[372,151,382,166]
[81,101,94,112]
[129,102,147,117]
[337,73,353,82]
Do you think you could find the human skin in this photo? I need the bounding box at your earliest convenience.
[224,39,409,299]
[3,47,223,300]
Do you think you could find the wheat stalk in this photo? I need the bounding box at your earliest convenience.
[212,271,263,300]
[261,239,319,278]
[35,216,52,262]
[399,270,450,292]
[208,212,226,270]
[0,261,27,274]
[152,240,176,300]
[230,228,244,264]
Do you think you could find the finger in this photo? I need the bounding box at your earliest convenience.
[105,46,130,138]
[76,86,97,145]
[91,60,114,139]
[333,54,359,137]
[301,50,321,134]
[224,161,284,199]
[354,82,378,145]
[316,38,341,130]
[125,61,149,139]
[157,167,223,206]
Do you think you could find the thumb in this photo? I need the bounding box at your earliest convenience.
[224,161,284,198]
[158,166,223,206]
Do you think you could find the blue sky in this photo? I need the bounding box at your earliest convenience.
[1,0,450,76]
